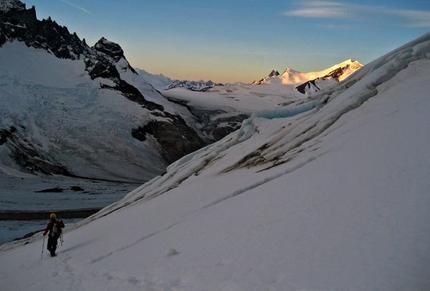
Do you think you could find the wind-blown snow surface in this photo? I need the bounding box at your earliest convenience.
[1,34,430,290]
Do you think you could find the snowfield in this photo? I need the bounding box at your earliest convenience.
[1,33,430,290]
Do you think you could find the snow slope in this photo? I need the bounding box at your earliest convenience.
[1,34,430,290]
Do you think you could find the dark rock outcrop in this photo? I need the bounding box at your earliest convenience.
[132,114,206,164]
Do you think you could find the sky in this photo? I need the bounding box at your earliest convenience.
[21,0,430,83]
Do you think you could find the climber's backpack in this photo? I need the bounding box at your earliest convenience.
[50,220,63,238]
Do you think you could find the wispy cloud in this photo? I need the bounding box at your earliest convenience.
[284,1,430,28]
[389,9,430,27]
[284,1,352,19]
[61,0,92,15]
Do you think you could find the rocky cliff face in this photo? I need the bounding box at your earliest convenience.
[0,1,206,181]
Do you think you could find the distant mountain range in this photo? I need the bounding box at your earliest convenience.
[164,60,362,93]
[165,79,224,92]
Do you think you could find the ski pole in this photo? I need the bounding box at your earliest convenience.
[60,233,64,246]
[41,235,45,260]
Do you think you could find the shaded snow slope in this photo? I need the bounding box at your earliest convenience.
[1,34,430,290]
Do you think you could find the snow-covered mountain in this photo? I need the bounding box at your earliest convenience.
[253,59,363,95]
[163,60,361,93]
[1,29,429,291]
[0,1,206,182]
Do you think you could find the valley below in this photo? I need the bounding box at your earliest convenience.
[0,172,139,244]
